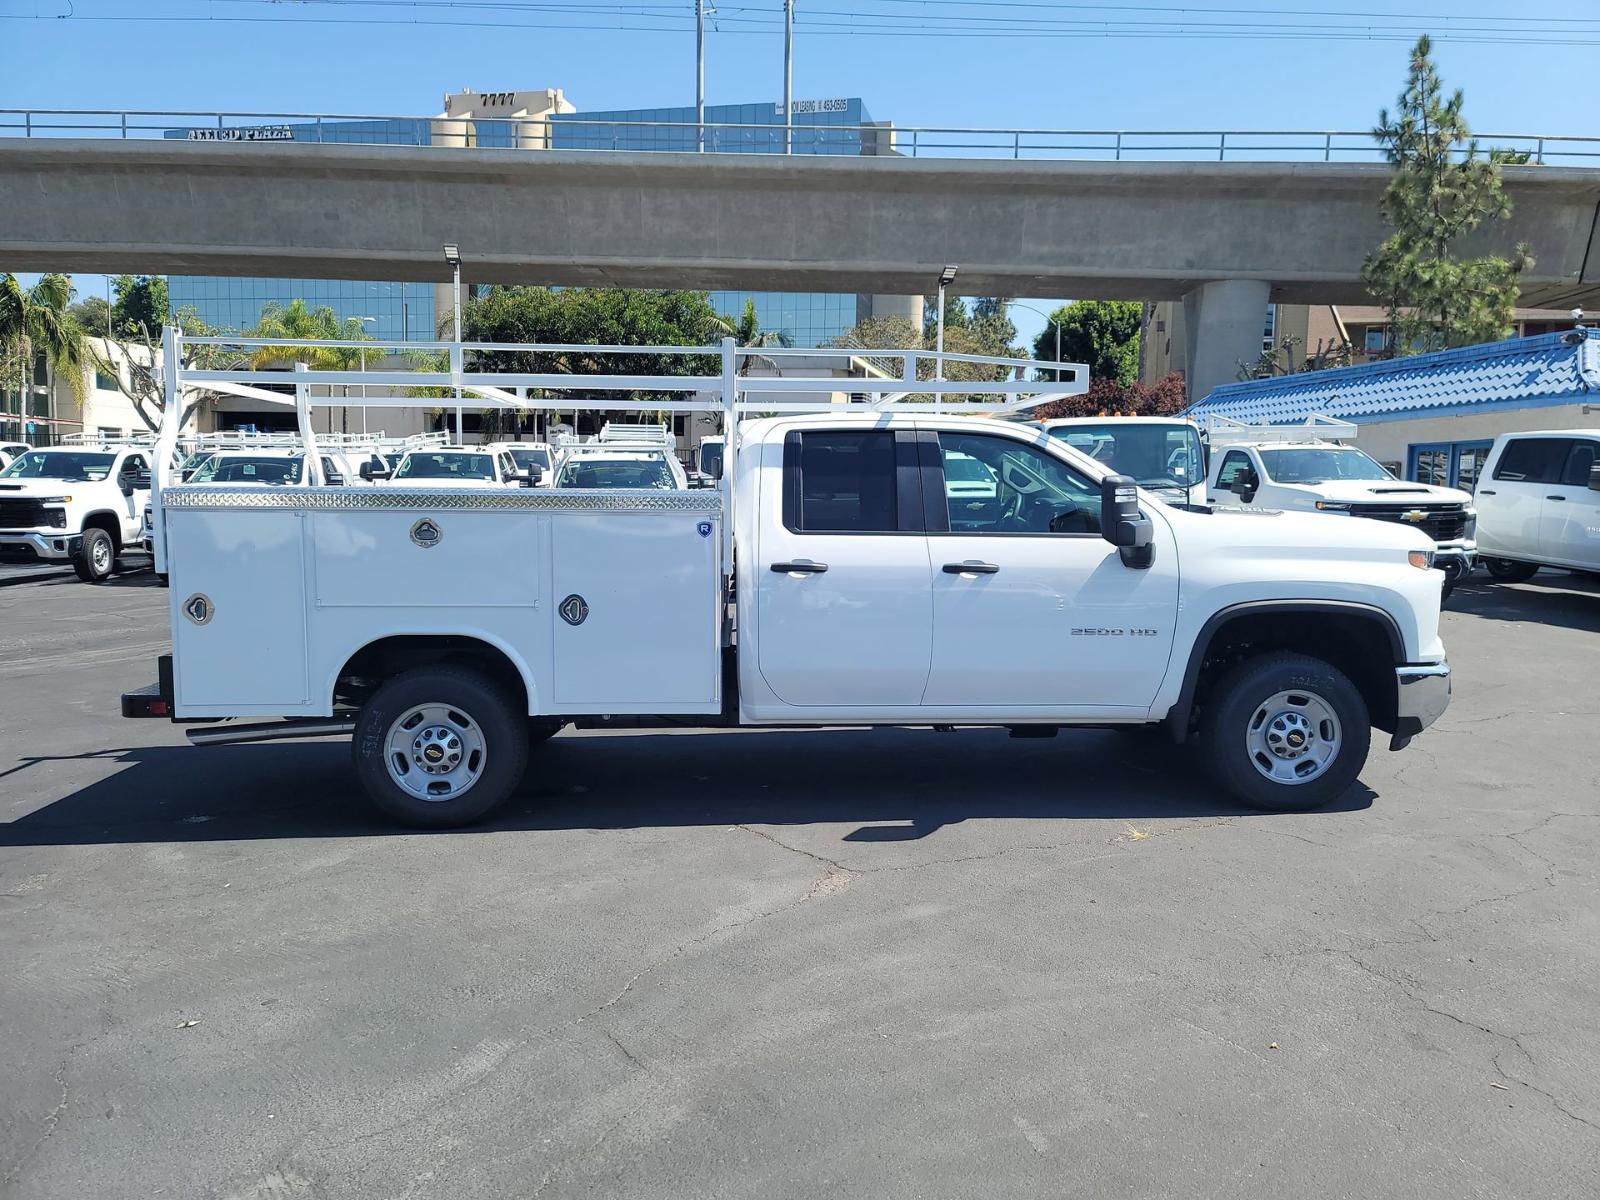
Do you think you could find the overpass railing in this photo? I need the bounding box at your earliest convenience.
[3,108,1599,166]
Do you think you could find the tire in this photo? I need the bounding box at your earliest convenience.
[352,666,528,829]
[1200,652,1371,812]
[72,527,116,583]
[1439,576,1455,604]
[1483,557,1538,583]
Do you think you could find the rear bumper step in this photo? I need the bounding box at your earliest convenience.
[121,655,175,718]
[186,719,356,747]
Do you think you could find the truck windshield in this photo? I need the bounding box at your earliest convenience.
[1259,448,1392,484]
[506,447,551,473]
[395,452,497,480]
[189,456,303,484]
[1049,424,1203,490]
[557,457,676,489]
[0,451,116,481]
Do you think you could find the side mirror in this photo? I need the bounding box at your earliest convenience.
[1100,473,1154,568]
[360,461,391,481]
[1230,468,1259,501]
[512,468,540,487]
[130,470,152,490]
[326,473,346,487]
[1589,462,1600,492]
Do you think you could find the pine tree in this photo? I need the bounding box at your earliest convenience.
[1362,35,1533,355]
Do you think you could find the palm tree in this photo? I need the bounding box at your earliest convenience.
[1,273,87,445]
[247,299,379,434]
[706,299,794,375]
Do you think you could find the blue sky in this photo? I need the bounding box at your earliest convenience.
[5,0,1596,347]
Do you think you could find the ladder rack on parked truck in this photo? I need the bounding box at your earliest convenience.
[1198,414,1359,446]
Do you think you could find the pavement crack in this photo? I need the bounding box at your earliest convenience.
[0,1046,75,1189]
[600,1026,646,1072]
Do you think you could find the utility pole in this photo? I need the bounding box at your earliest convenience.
[783,0,794,155]
[696,0,706,152]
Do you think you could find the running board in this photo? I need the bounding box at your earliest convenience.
[186,719,356,747]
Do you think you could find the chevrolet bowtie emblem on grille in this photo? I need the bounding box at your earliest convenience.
[1402,510,1428,523]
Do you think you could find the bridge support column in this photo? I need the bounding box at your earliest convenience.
[1182,279,1271,404]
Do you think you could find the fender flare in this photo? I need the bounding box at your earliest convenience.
[1166,599,1405,739]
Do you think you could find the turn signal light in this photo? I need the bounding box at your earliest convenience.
[1408,550,1436,570]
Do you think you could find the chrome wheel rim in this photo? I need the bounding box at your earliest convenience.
[91,537,112,573]
[384,703,487,802]
[1246,689,1342,785]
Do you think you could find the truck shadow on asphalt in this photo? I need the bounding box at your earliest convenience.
[0,727,1375,847]
[1448,571,1600,634]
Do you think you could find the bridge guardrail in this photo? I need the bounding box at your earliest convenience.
[2,109,1598,166]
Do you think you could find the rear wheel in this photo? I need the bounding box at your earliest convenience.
[72,527,115,583]
[1201,652,1370,812]
[352,666,527,828]
[1483,557,1538,583]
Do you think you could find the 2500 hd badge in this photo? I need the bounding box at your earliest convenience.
[1071,628,1160,637]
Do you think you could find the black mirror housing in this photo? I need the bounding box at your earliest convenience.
[1589,462,1600,492]
[360,461,392,481]
[1100,473,1154,568]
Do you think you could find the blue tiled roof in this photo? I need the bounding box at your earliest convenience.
[1186,329,1600,426]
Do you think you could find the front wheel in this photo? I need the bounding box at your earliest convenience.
[1201,652,1371,812]
[1483,557,1538,583]
[352,666,528,828]
[72,527,116,583]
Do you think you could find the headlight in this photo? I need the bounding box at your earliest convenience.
[1462,507,1477,539]
[1408,549,1436,570]
[1315,500,1352,512]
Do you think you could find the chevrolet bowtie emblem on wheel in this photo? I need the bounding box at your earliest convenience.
[410,518,443,548]
[559,594,589,626]
[182,593,212,625]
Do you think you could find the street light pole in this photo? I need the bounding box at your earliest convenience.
[783,0,794,155]
[444,245,464,442]
[696,0,706,153]
[935,265,958,382]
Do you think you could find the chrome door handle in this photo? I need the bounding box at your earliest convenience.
[770,560,828,574]
[942,561,999,574]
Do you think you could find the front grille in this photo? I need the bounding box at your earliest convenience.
[0,500,66,530]
[1352,503,1468,542]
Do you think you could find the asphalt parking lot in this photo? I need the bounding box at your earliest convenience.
[2,564,1597,1199]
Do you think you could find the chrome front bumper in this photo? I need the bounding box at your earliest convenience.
[1433,543,1477,580]
[0,531,78,561]
[1391,659,1451,750]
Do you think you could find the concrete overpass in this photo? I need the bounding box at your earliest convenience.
[4,138,1599,398]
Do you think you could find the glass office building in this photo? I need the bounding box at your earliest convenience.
[167,276,436,343]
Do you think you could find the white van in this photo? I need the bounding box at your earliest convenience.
[1474,431,1600,581]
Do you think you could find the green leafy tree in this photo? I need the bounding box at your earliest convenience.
[1362,35,1533,354]
[1033,301,1142,386]
[68,294,113,337]
[246,299,375,370]
[110,275,171,339]
[1,273,88,438]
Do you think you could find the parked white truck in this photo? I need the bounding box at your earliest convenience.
[1201,417,1477,598]
[0,442,154,581]
[123,334,1451,828]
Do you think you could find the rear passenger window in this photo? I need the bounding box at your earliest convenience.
[1494,438,1570,483]
[1560,440,1597,488]
[786,431,898,533]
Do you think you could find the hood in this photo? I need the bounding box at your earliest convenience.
[1191,506,1434,555]
[388,478,506,489]
[0,480,86,498]
[1273,479,1472,505]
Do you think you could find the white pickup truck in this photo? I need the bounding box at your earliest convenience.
[0,444,153,581]
[1201,418,1477,597]
[122,334,1452,828]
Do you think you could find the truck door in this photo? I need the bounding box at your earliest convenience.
[1541,437,1600,568]
[1479,436,1567,561]
[117,453,150,539]
[1209,449,1255,506]
[755,429,934,706]
[921,431,1179,712]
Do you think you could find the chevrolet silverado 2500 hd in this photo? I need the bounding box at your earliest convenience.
[122,334,1451,828]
